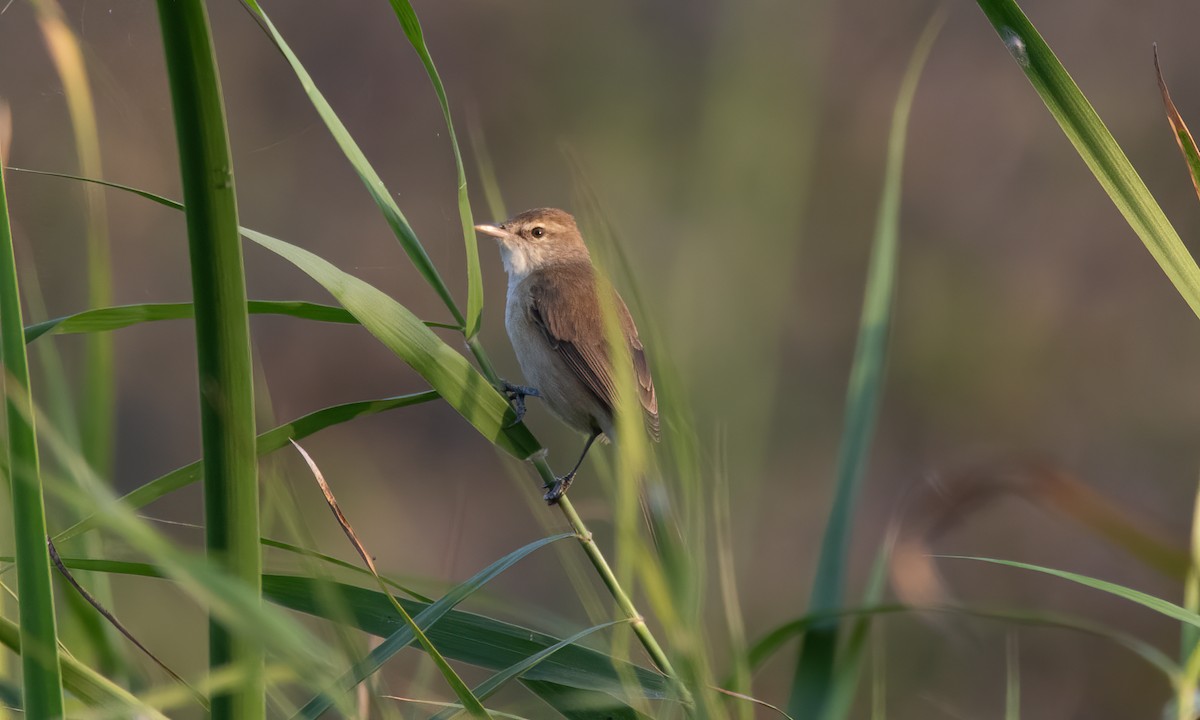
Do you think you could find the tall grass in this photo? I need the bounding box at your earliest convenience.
[0,103,65,720]
[3,0,1199,717]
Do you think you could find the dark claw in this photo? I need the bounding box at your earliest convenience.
[543,472,576,505]
[501,380,540,428]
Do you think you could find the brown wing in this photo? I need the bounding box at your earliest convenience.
[528,264,660,440]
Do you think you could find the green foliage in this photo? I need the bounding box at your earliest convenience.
[788,16,941,719]
[0,113,65,720]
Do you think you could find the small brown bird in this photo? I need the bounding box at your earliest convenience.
[475,208,659,503]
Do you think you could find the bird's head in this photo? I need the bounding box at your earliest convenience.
[475,207,589,278]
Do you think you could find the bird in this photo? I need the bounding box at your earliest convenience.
[475,208,659,503]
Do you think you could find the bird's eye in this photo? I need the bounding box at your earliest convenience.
[531,226,545,238]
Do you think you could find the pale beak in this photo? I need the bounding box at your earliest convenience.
[474,223,510,239]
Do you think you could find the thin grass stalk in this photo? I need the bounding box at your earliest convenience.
[1005,633,1020,720]
[1179,475,1200,720]
[0,128,65,717]
[714,434,751,720]
[788,15,940,718]
[154,1,262,716]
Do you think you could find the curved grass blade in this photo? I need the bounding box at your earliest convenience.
[789,15,941,719]
[55,391,440,544]
[974,0,1200,318]
[25,301,358,343]
[46,541,207,712]
[429,620,626,720]
[240,0,465,329]
[241,227,539,458]
[385,0,483,338]
[1154,47,1200,205]
[292,532,575,719]
[292,440,488,718]
[0,112,65,719]
[944,555,1200,629]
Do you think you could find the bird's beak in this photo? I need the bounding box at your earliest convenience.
[474,223,510,240]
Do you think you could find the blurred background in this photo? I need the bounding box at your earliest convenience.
[3,0,1200,716]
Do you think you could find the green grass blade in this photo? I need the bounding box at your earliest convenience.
[240,0,466,328]
[0,127,65,720]
[385,0,483,338]
[55,391,439,543]
[946,555,1200,628]
[292,532,575,719]
[155,2,263,711]
[25,301,358,342]
[429,620,626,720]
[789,15,940,719]
[974,0,1200,317]
[241,227,540,458]
[6,167,185,209]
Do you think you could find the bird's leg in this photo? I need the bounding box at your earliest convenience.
[544,429,602,505]
[501,380,540,427]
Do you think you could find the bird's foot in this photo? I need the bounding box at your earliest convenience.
[543,472,576,505]
[501,380,540,427]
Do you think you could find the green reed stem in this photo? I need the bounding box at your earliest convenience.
[155,1,262,716]
[0,143,65,716]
